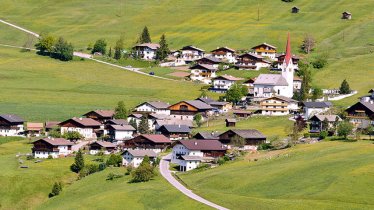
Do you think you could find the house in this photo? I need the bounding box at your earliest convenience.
[132,43,160,60]
[251,43,277,60]
[235,53,271,70]
[291,6,300,13]
[210,75,243,93]
[211,47,236,63]
[32,138,73,158]
[243,77,256,97]
[59,117,102,139]
[127,113,143,128]
[260,96,299,116]
[105,119,129,126]
[345,101,374,129]
[193,131,221,140]
[253,34,296,100]
[342,11,352,20]
[45,121,60,134]
[83,110,115,123]
[122,149,157,168]
[180,45,205,63]
[0,114,24,136]
[171,140,226,171]
[89,141,116,155]
[154,119,193,131]
[302,101,332,119]
[225,119,236,127]
[218,129,267,150]
[196,97,232,113]
[157,124,191,140]
[189,64,218,84]
[168,100,213,121]
[309,115,342,133]
[107,124,136,143]
[233,110,253,118]
[134,101,170,115]
[196,56,222,68]
[26,122,44,137]
[276,54,299,71]
[360,89,374,103]
[123,134,172,153]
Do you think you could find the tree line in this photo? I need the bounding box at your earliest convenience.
[35,33,74,61]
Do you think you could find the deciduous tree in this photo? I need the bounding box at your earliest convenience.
[225,83,247,104]
[300,34,315,54]
[337,121,353,139]
[35,33,56,54]
[92,39,107,55]
[114,101,128,119]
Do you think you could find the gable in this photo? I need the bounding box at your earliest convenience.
[169,102,198,112]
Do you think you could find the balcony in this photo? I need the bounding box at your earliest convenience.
[260,102,287,107]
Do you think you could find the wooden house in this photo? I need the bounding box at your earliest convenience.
[342,11,352,20]
[225,119,236,127]
[32,138,73,158]
[210,75,243,93]
[196,97,232,113]
[218,129,266,150]
[345,101,374,129]
[59,117,102,139]
[180,45,205,62]
[193,131,221,140]
[235,53,271,70]
[157,124,191,140]
[233,110,253,118]
[89,141,116,155]
[189,64,218,84]
[260,96,299,116]
[132,43,160,60]
[122,149,157,168]
[168,100,213,121]
[196,56,222,68]
[123,134,172,153]
[134,101,170,115]
[251,43,277,60]
[309,115,342,133]
[0,114,24,136]
[83,110,115,123]
[211,47,236,63]
[26,122,44,137]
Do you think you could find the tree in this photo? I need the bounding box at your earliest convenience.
[129,118,138,131]
[312,55,328,69]
[63,131,82,141]
[337,121,353,139]
[49,182,62,198]
[339,79,351,94]
[156,34,170,61]
[286,120,304,146]
[230,135,245,147]
[106,154,122,167]
[108,47,112,58]
[138,115,150,134]
[70,149,85,173]
[225,83,248,104]
[311,87,323,101]
[53,37,74,61]
[114,36,124,60]
[49,127,61,138]
[35,33,56,55]
[131,156,155,182]
[300,34,315,54]
[299,66,312,101]
[194,113,203,128]
[367,125,374,140]
[114,101,128,119]
[138,26,151,44]
[92,39,107,55]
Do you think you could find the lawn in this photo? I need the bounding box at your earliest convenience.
[179,140,374,210]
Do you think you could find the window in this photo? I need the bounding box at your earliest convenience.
[180,105,188,111]
[277,89,280,95]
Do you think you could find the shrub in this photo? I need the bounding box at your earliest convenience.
[106,172,123,180]
[303,133,310,138]
[217,157,226,165]
[106,154,122,167]
[49,182,62,198]
[131,157,155,183]
[125,166,133,175]
[337,121,354,139]
[78,164,99,179]
[47,155,53,159]
[312,55,328,69]
[319,131,328,139]
[257,143,274,150]
[98,163,107,171]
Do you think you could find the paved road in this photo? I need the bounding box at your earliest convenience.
[159,154,229,210]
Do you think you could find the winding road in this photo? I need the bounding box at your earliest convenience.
[159,154,229,210]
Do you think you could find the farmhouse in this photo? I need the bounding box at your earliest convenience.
[83,110,115,123]
[260,96,299,116]
[45,121,60,133]
[106,124,136,143]
[32,138,73,158]
[345,101,374,129]
[122,149,157,168]
[309,115,342,133]
[251,43,277,60]
[210,75,243,93]
[0,114,25,136]
[196,97,232,113]
[193,131,221,140]
[154,118,193,130]
[171,140,226,171]
[180,45,205,62]
[211,46,236,63]
[157,124,191,140]
[123,134,172,153]
[132,43,160,60]
[360,89,374,103]
[168,100,213,121]
[302,101,332,119]
[218,129,267,150]
[233,110,253,118]
[189,64,218,84]
[134,101,170,115]
[89,141,116,155]
[105,119,128,126]
[196,56,222,68]
[59,117,102,139]
[26,122,44,137]
[225,119,236,127]
[235,53,271,70]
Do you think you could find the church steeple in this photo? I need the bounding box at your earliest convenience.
[281,33,294,98]
[284,32,292,67]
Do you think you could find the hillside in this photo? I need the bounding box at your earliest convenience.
[179,140,374,210]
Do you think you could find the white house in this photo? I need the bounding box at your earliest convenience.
[59,117,103,139]
[211,46,236,63]
[210,75,243,93]
[260,96,299,116]
[180,45,205,62]
[122,149,157,168]
[107,124,136,144]
[251,43,277,60]
[302,101,333,119]
[0,114,25,136]
[360,89,374,103]
[190,64,218,84]
[134,101,171,115]
[89,141,116,155]
[132,43,160,60]
[171,140,226,171]
[32,138,73,159]
[235,53,271,70]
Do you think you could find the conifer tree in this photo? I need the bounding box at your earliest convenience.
[129,118,138,131]
[339,79,351,94]
[156,34,170,61]
[108,47,112,58]
[70,149,85,173]
[114,36,124,60]
[114,101,128,119]
[138,115,150,134]
[139,26,151,43]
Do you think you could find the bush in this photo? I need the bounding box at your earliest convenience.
[98,163,107,171]
[106,154,122,167]
[131,157,155,183]
[106,172,123,180]
[217,157,226,165]
[312,55,328,69]
[319,131,328,139]
[78,164,100,179]
[310,133,320,138]
[47,155,53,159]
[49,182,62,198]
[125,166,133,175]
[257,143,274,150]
[303,133,310,138]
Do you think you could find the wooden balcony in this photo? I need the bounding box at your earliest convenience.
[260,103,287,107]
[262,107,288,111]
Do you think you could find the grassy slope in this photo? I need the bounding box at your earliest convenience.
[0,47,203,121]
[179,141,374,210]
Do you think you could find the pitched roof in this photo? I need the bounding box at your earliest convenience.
[368,89,374,93]
[196,97,229,106]
[184,100,213,110]
[284,33,292,66]
[141,134,172,143]
[133,43,160,50]
[225,118,237,123]
[253,74,288,86]
[177,140,226,151]
[181,155,202,161]
[262,96,298,103]
[223,129,266,139]
[128,114,143,119]
[136,101,170,109]
[238,53,263,59]
[84,110,115,118]
[106,119,129,125]
[213,74,243,81]
[302,101,332,108]
[211,46,235,53]
[197,56,222,63]
[60,117,102,127]
[155,119,193,128]
[45,121,60,129]
[26,122,44,131]
[361,101,374,112]
[181,45,205,52]
[311,115,342,122]
[193,131,221,140]
[159,124,191,133]
[148,113,169,120]
[191,64,217,71]
[108,124,136,131]
[91,141,116,148]
[0,114,24,123]
[35,138,73,146]
[251,43,277,50]
[293,76,302,81]
[123,149,157,157]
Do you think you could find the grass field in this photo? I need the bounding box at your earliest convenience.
[179,140,374,210]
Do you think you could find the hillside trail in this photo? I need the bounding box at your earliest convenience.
[0,19,177,81]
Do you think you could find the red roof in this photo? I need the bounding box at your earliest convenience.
[35,138,73,146]
[142,134,172,143]
[177,140,226,151]
[284,33,292,67]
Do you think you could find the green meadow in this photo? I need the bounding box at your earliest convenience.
[179,140,374,210]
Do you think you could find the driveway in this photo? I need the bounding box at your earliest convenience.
[159,154,229,210]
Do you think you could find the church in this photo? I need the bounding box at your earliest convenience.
[253,33,297,101]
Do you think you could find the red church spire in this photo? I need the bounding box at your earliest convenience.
[285,33,292,66]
